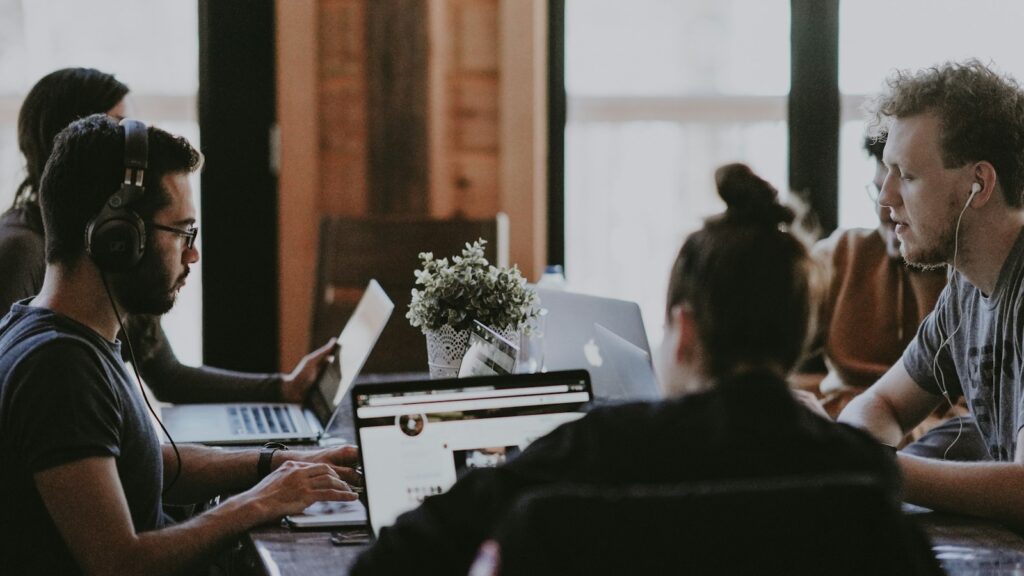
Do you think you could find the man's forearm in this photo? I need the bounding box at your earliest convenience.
[162,444,260,503]
[125,493,265,575]
[900,454,1024,528]
[836,390,906,446]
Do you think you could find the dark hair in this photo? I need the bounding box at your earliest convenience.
[39,114,202,265]
[666,163,813,377]
[15,68,130,213]
[870,59,1024,207]
[863,134,885,163]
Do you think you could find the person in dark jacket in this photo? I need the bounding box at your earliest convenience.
[351,163,902,575]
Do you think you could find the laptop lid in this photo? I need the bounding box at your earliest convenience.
[353,370,592,535]
[161,280,394,445]
[587,323,661,403]
[307,279,395,433]
[536,288,650,372]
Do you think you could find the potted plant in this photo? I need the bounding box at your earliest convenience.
[408,239,539,378]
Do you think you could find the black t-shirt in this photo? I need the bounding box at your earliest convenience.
[0,304,167,574]
[352,371,902,575]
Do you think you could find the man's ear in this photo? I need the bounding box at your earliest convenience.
[969,161,999,208]
[672,305,698,363]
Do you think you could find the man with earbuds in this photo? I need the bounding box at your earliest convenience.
[839,60,1024,528]
[0,115,360,574]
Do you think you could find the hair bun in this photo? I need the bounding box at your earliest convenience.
[714,163,794,228]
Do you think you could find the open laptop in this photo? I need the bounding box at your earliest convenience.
[587,323,660,403]
[536,287,650,367]
[352,370,592,535]
[161,280,394,445]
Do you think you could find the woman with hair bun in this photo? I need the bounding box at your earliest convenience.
[351,164,911,575]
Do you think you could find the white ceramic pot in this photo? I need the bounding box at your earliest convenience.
[424,324,519,378]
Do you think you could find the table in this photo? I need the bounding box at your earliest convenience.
[907,505,1024,574]
[241,526,366,576]
[244,508,1024,576]
[242,373,1024,575]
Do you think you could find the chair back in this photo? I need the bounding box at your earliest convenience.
[312,214,506,373]
[491,474,942,576]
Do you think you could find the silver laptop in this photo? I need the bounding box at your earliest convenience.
[535,287,651,370]
[352,370,592,535]
[162,280,394,445]
[587,323,660,402]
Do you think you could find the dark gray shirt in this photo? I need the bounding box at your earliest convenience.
[0,304,169,574]
[904,227,1024,461]
[0,206,45,314]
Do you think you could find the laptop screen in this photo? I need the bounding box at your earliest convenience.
[353,370,592,534]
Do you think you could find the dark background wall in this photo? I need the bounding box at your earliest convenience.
[198,0,279,371]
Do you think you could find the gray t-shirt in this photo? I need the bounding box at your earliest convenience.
[903,228,1024,462]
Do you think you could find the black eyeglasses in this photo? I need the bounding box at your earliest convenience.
[152,223,199,250]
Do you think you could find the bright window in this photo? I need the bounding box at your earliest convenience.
[0,0,201,364]
[838,0,1024,229]
[565,0,790,348]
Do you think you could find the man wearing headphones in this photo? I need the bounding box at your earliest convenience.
[0,115,360,574]
[839,60,1024,528]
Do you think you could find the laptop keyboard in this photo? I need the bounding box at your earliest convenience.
[228,405,298,435]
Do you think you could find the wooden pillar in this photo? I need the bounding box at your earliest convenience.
[276,0,320,369]
[366,0,429,214]
[499,0,547,279]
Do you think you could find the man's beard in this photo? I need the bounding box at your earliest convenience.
[108,248,181,316]
[901,222,956,272]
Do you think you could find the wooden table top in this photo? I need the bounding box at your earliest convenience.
[244,505,1024,576]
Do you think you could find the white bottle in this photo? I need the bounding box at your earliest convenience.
[537,264,566,290]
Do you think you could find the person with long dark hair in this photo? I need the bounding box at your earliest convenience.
[0,68,333,404]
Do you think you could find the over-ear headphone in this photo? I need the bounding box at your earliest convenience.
[85,119,148,272]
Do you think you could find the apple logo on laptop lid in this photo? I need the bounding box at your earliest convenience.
[583,338,603,367]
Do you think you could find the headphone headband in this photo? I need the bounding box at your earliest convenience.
[121,119,148,188]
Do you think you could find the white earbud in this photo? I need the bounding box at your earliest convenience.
[966,182,982,207]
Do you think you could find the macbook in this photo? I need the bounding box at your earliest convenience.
[352,370,592,535]
[161,280,394,445]
[535,287,650,369]
[587,323,661,403]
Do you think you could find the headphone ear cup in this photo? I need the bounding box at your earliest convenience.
[87,119,148,273]
[86,189,146,272]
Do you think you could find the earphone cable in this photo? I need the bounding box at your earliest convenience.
[930,195,974,459]
[101,273,183,496]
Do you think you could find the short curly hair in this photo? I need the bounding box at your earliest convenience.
[869,59,1024,207]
